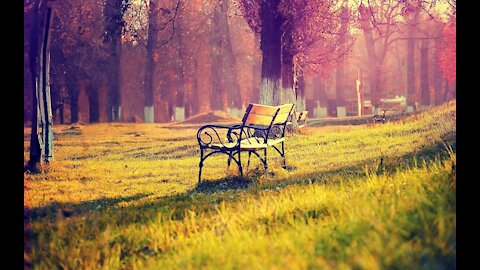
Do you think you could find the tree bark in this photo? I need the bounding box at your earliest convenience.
[259,0,282,105]
[39,3,54,162]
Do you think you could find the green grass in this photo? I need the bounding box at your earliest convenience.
[24,101,456,269]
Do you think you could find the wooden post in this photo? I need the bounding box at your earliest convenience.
[356,68,363,116]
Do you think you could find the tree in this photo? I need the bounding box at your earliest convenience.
[239,0,351,109]
[209,0,242,113]
[103,0,130,121]
[438,17,455,85]
[27,0,55,171]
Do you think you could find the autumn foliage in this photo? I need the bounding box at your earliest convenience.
[438,19,456,84]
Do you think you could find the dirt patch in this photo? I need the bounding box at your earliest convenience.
[176,110,241,124]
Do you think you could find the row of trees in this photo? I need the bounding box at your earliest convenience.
[24,0,456,126]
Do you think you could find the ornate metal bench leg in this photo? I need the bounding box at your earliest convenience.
[238,151,243,177]
[282,142,286,169]
[198,149,204,183]
[247,151,252,169]
[264,148,268,173]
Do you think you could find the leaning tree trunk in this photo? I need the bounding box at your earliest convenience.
[28,0,55,170]
[420,39,430,108]
[27,0,42,170]
[258,0,282,105]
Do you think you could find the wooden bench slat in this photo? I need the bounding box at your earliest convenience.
[247,103,279,116]
[245,114,276,126]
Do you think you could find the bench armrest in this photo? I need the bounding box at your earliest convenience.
[197,124,243,148]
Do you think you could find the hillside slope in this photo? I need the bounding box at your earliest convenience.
[24,101,456,269]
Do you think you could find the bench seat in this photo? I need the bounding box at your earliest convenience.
[209,137,285,151]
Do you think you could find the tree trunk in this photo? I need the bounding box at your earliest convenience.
[420,39,430,108]
[191,58,200,115]
[259,0,282,105]
[38,3,54,163]
[313,76,328,118]
[335,6,349,117]
[175,25,186,121]
[104,0,124,122]
[335,64,346,117]
[59,104,64,124]
[67,73,79,123]
[251,49,261,103]
[220,0,242,112]
[144,2,158,123]
[406,12,418,111]
[88,81,100,123]
[295,70,306,111]
[27,0,41,170]
[359,5,381,110]
[209,54,227,111]
[109,39,122,121]
[280,17,295,106]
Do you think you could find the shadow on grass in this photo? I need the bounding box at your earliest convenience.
[24,137,456,270]
[26,137,455,228]
[25,193,152,222]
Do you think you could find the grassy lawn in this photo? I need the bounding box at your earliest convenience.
[24,101,456,269]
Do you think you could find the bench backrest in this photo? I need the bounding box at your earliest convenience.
[274,104,295,124]
[239,103,295,142]
[243,103,280,126]
[297,111,308,122]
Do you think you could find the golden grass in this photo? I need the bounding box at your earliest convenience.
[24,101,456,269]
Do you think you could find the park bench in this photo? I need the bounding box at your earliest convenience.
[296,111,309,128]
[373,108,406,124]
[286,110,309,131]
[196,103,295,183]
